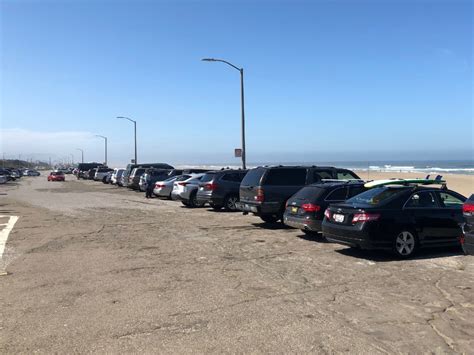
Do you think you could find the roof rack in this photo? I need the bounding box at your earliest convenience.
[320,179,366,184]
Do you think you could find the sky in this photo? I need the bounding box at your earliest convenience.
[0,0,473,166]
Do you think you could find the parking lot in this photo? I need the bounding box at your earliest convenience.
[0,176,473,353]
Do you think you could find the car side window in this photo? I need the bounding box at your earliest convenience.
[337,171,359,180]
[313,170,333,182]
[265,169,307,186]
[221,173,239,182]
[325,187,348,201]
[405,191,438,208]
[438,192,464,208]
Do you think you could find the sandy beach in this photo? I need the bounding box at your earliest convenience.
[355,171,474,197]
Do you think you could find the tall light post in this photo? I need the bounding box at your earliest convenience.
[116,116,137,164]
[95,135,108,165]
[70,154,74,165]
[76,148,84,163]
[202,58,246,169]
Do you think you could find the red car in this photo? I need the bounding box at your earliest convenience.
[48,171,65,182]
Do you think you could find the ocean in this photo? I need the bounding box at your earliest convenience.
[177,160,474,175]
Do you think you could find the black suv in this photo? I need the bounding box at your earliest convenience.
[238,166,360,223]
[462,194,474,255]
[284,181,366,234]
[196,169,248,211]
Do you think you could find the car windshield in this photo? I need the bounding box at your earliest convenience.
[175,175,191,181]
[241,167,265,186]
[346,187,406,206]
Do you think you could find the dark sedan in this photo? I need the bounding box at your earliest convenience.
[322,185,466,258]
[284,181,367,235]
[461,194,474,255]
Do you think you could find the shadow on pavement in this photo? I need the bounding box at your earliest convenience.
[296,232,331,243]
[335,245,464,262]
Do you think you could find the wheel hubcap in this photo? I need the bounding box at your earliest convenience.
[227,197,238,210]
[396,231,415,255]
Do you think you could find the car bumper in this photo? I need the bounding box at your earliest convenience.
[154,187,172,197]
[283,214,322,232]
[171,190,190,201]
[196,191,218,205]
[322,221,390,250]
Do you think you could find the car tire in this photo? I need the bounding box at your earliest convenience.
[392,230,418,259]
[223,195,239,212]
[181,200,190,206]
[260,214,280,224]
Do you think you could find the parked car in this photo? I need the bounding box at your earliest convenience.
[196,169,248,211]
[111,168,125,185]
[0,169,14,181]
[461,194,474,255]
[102,171,113,184]
[127,168,147,190]
[284,180,367,235]
[48,171,65,182]
[138,168,172,192]
[154,174,191,198]
[322,184,466,258]
[0,174,7,184]
[77,163,102,179]
[122,163,174,188]
[238,166,361,223]
[171,173,206,207]
[94,167,113,181]
[26,169,41,176]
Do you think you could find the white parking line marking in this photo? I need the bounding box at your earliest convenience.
[0,215,19,259]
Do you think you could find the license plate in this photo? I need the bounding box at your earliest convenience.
[333,213,344,223]
[291,206,298,213]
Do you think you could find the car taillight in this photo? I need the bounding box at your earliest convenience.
[352,213,380,224]
[255,188,264,202]
[462,203,474,215]
[301,203,321,212]
[460,234,465,245]
[178,182,188,186]
[204,183,218,191]
[324,209,331,220]
[155,184,165,188]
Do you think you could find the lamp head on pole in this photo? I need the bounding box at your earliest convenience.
[201,58,216,62]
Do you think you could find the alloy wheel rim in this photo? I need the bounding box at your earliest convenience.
[396,231,415,255]
[227,197,238,210]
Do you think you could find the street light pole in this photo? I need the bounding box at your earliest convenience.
[202,58,247,169]
[95,135,107,165]
[116,116,137,164]
[76,148,84,163]
[70,154,74,165]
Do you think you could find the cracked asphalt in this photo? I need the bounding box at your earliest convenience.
[0,176,473,353]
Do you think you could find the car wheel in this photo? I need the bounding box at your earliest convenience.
[181,200,190,206]
[393,230,418,258]
[260,214,280,223]
[224,195,239,212]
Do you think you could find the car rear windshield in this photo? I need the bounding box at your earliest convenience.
[200,173,216,183]
[291,186,325,202]
[346,187,405,206]
[241,167,266,186]
[52,172,64,175]
[175,175,191,181]
[264,168,307,186]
